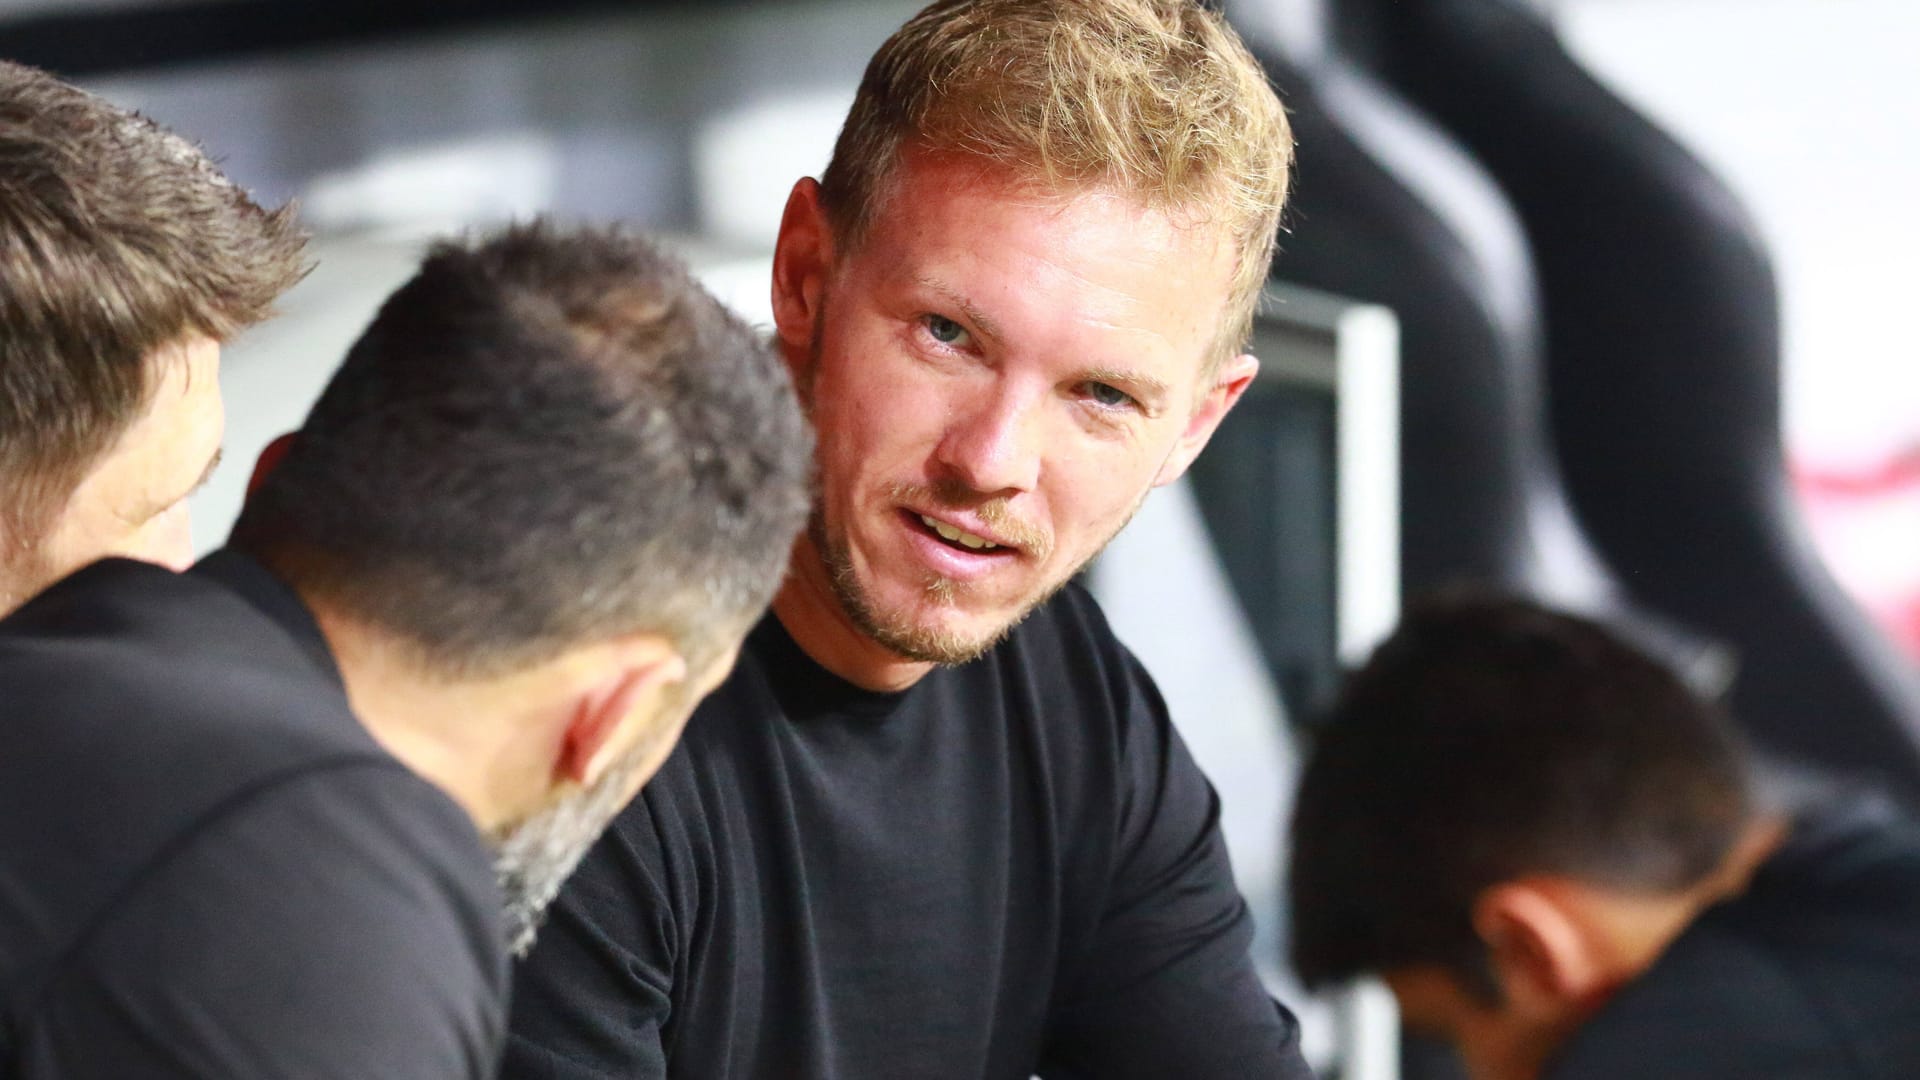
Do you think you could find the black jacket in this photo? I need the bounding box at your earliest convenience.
[1552,794,1920,1079]
[0,553,505,1080]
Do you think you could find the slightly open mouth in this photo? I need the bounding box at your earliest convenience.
[906,511,1013,555]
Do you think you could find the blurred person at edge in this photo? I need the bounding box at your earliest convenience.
[0,223,813,1078]
[503,2,1314,1078]
[0,60,307,614]
[1289,594,1920,1080]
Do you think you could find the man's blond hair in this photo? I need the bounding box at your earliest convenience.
[819,0,1292,369]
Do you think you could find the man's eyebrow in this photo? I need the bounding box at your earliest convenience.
[913,276,1003,343]
[911,278,1176,408]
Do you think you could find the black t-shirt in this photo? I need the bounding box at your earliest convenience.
[505,583,1310,1079]
[1551,796,1920,1079]
[0,553,507,1079]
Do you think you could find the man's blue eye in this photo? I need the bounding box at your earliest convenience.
[1085,382,1134,409]
[926,315,966,344]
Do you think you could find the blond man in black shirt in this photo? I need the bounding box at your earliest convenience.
[506,3,1311,1077]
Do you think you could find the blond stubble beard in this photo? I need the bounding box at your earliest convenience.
[809,488,1145,667]
[813,508,1003,665]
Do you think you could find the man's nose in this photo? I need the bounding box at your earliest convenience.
[932,381,1044,497]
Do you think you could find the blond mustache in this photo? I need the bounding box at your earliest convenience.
[888,482,1055,561]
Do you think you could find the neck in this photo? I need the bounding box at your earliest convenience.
[770,533,936,693]
[306,599,560,834]
[1609,814,1789,978]
[1698,813,1791,904]
[1537,815,1792,1071]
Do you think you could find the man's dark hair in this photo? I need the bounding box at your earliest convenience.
[1287,593,1757,999]
[0,60,307,553]
[231,222,813,675]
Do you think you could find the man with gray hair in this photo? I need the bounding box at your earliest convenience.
[0,60,307,614]
[0,223,812,1077]
[506,2,1313,1076]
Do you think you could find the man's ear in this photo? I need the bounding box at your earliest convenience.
[556,639,688,787]
[246,432,298,499]
[771,177,834,364]
[1472,881,1605,1014]
[1154,353,1258,488]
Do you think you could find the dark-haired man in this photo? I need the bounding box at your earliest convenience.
[0,224,813,1078]
[1288,595,1920,1080]
[505,2,1313,1077]
[0,60,307,614]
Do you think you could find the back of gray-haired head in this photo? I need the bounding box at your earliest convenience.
[232,221,813,673]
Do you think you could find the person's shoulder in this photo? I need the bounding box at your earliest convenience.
[993,578,1157,703]
[290,762,503,967]
[1554,854,1920,1080]
[1551,917,1835,1080]
[2,553,366,737]
[146,755,495,923]
[41,760,505,1078]
[1761,791,1920,901]
[0,555,403,921]
[1722,793,1920,965]
[0,558,191,676]
[1708,796,1920,1071]
[995,578,1136,672]
[0,556,335,719]
[294,756,496,872]
[1018,577,1117,637]
[0,570,389,838]
[963,580,1174,782]
[3,556,240,645]
[116,757,502,1001]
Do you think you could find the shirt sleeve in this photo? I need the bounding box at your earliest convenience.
[14,764,506,1080]
[1038,648,1314,1080]
[499,812,676,1080]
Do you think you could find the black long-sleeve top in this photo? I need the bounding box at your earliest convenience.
[504,583,1311,1079]
[0,554,504,1079]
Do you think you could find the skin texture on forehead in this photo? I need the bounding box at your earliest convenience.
[769,149,1255,691]
[862,160,1236,363]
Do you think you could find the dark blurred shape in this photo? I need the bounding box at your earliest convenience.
[1211,5,1666,737]
[1188,355,1342,721]
[1255,41,1575,600]
[1187,283,1400,725]
[1219,1,1920,1074]
[1324,0,1920,805]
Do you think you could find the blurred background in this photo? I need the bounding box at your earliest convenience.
[5,1,1915,1076]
